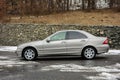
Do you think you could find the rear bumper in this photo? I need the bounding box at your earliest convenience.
[96,45,109,54]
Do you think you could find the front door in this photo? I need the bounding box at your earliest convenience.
[43,31,67,54]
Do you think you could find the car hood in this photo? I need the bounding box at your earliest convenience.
[18,40,43,48]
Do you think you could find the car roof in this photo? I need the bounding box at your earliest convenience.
[59,30,82,32]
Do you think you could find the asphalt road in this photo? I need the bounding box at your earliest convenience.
[0,51,120,80]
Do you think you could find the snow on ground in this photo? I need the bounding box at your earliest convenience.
[41,63,120,80]
[0,46,17,52]
[96,0,109,9]
[0,69,3,71]
[0,55,39,67]
[0,55,38,67]
[0,56,9,59]
[0,56,37,67]
[70,0,109,10]
[87,72,120,80]
[106,50,120,55]
[0,58,38,67]
[41,63,120,73]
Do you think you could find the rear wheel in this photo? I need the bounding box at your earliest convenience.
[82,47,96,60]
[22,48,37,61]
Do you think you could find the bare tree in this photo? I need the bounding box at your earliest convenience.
[109,0,114,8]
[91,0,96,9]
[0,0,6,22]
[67,0,69,11]
[3,0,120,17]
[82,0,85,10]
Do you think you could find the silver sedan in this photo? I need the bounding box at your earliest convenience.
[16,30,109,61]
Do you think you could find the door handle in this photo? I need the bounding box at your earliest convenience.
[61,41,66,44]
[81,40,86,42]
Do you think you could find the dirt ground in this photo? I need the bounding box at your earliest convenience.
[6,9,120,26]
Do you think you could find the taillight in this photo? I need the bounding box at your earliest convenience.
[103,38,108,44]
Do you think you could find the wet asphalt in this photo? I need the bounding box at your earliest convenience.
[0,51,120,80]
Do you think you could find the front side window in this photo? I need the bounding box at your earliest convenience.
[50,32,66,41]
[66,31,87,40]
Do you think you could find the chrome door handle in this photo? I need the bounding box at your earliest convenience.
[81,40,86,42]
[61,41,66,44]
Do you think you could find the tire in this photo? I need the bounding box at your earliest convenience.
[22,48,37,61]
[82,47,96,60]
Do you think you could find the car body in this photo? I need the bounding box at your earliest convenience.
[16,30,109,60]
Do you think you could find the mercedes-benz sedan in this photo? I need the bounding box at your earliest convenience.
[16,30,109,61]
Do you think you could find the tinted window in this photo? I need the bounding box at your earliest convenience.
[66,31,87,39]
[50,32,66,41]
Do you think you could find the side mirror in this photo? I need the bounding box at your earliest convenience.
[46,39,51,43]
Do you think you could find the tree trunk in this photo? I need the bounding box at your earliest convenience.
[0,0,6,22]
[109,0,114,8]
[82,0,85,10]
[67,0,69,11]
[91,0,96,9]
[87,0,91,9]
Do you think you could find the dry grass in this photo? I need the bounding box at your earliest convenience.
[8,9,120,26]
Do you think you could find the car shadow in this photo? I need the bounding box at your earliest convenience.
[33,56,108,61]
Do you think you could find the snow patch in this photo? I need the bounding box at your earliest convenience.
[105,50,120,55]
[41,63,120,73]
[96,0,109,9]
[0,69,3,71]
[0,46,17,52]
[70,0,109,10]
[87,72,120,80]
[93,66,120,73]
[41,63,120,80]
[114,63,120,68]
[0,59,38,67]
[41,64,89,72]
[0,56,9,59]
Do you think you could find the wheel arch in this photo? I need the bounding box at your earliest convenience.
[22,46,38,57]
[81,45,98,55]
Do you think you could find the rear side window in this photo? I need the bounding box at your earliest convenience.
[66,31,87,40]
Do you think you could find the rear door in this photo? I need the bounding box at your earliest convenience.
[66,31,88,53]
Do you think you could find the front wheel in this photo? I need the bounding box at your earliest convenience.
[82,47,96,60]
[22,48,37,61]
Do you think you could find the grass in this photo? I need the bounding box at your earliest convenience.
[6,9,120,26]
